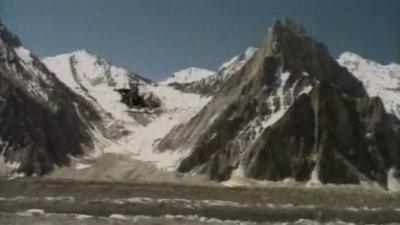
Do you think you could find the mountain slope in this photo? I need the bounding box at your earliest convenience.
[43,50,160,129]
[0,23,102,176]
[44,49,211,170]
[158,20,400,189]
[338,52,400,119]
[167,47,257,96]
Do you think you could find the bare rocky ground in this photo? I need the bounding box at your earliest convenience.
[47,153,213,185]
[1,178,400,224]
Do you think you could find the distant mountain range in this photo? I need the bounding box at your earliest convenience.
[160,67,215,85]
[1,20,400,190]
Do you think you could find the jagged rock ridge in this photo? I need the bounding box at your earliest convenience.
[0,24,103,175]
[158,19,400,189]
[167,47,257,96]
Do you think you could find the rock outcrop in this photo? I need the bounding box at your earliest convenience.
[158,19,400,188]
[0,23,101,176]
[116,81,161,109]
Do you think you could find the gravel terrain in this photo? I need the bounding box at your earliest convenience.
[1,178,400,224]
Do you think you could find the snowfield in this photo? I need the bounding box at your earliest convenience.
[43,50,152,123]
[39,48,261,179]
[99,84,211,170]
[43,50,211,172]
[338,52,400,119]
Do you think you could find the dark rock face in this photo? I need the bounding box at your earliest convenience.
[116,82,161,109]
[0,23,101,175]
[245,83,399,186]
[158,19,400,188]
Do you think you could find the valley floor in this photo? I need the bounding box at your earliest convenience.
[1,178,400,224]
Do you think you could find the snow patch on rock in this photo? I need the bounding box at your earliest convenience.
[0,143,21,177]
[219,47,257,75]
[75,214,93,220]
[18,209,45,216]
[306,165,322,187]
[109,214,128,220]
[387,167,400,192]
[12,46,53,103]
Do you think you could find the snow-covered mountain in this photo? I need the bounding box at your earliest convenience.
[43,49,211,169]
[43,50,160,127]
[0,22,209,177]
[2,18,400,191]
[338,52,400,119]
[161,67,215,85]
[158,19,400,190]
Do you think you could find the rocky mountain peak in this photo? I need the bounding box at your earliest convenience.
[158,20,400,189]
[264,19,307,58]
[257,19,367,98]
[0,23,21,48]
